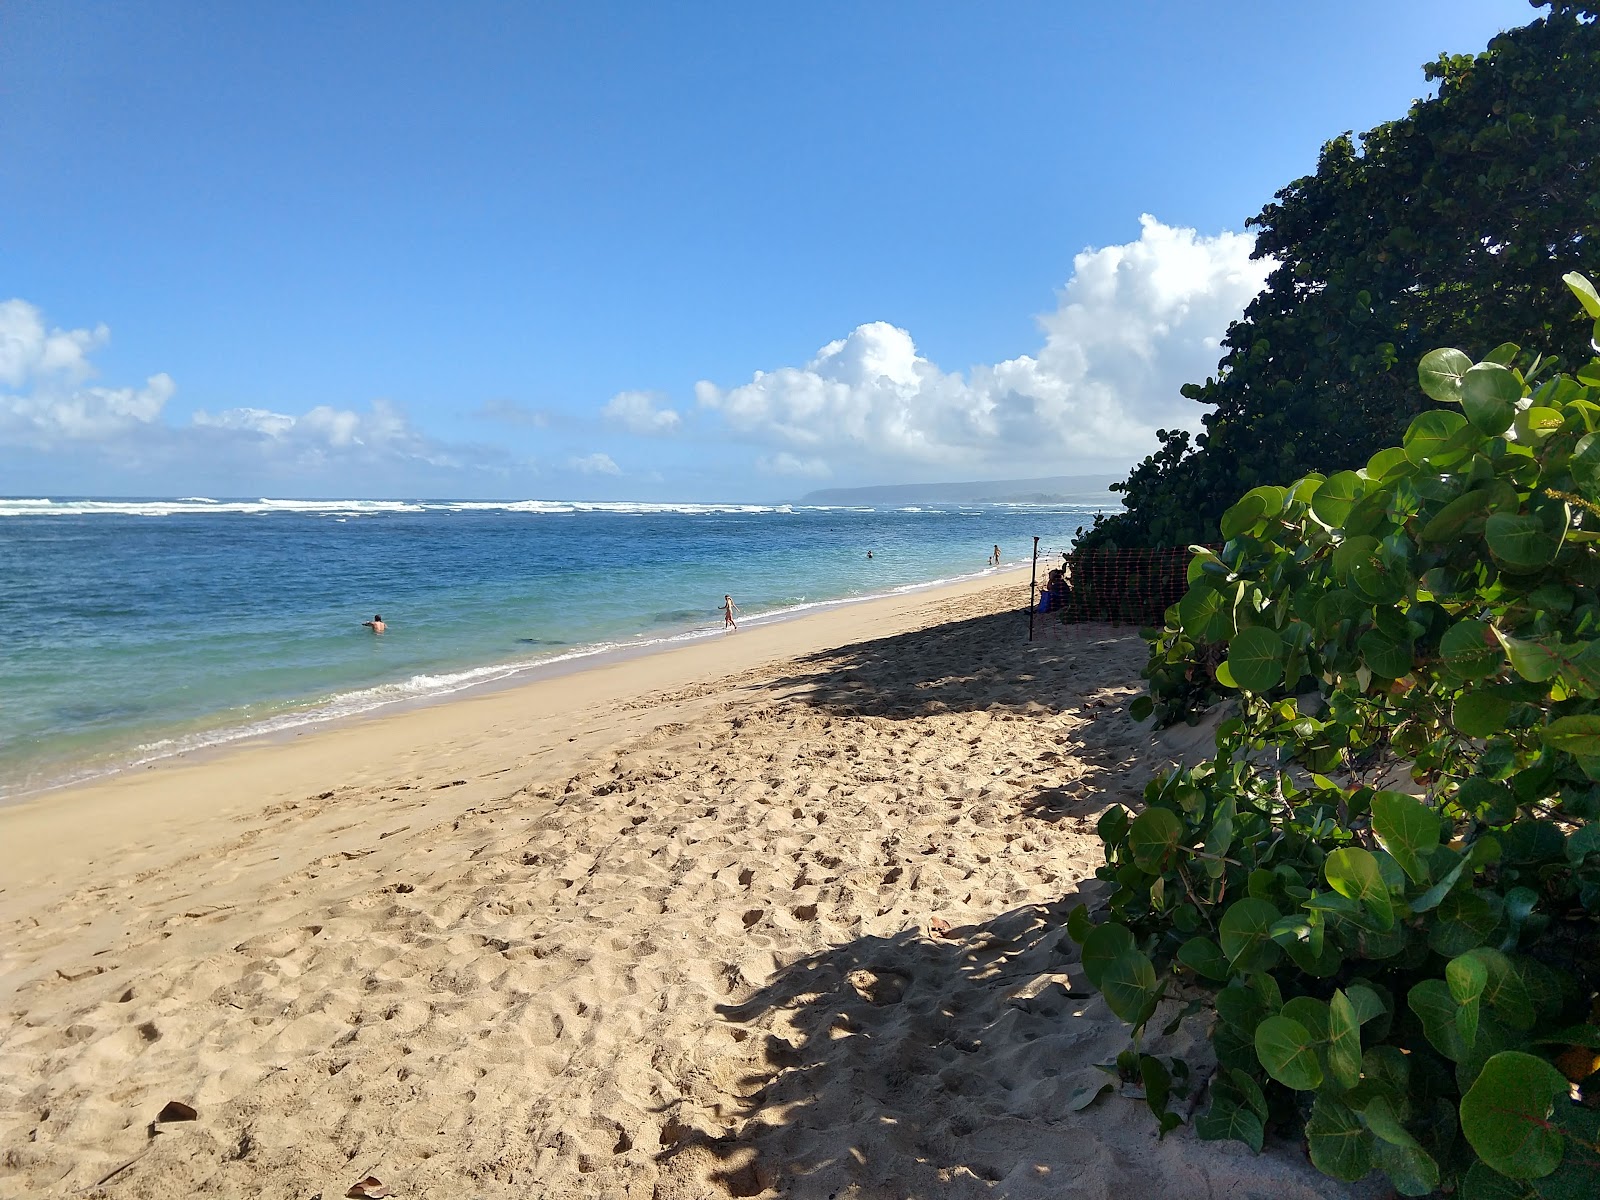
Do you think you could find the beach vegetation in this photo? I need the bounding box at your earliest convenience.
[1073,276,1600,1195]
[1080,0,1600,552]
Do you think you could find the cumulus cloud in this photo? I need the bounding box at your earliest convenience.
[569,452,621,476]
[695,215,1271,477]
[0,298,109,387]
[602,390,681,435]
[0,297,486,486]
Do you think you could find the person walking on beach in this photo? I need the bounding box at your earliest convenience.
[723,595,739,631]
[992,544,1001,567]
[362,614,386,633]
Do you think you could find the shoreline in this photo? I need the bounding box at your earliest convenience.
[1,562,1032,806]
[0,569,1029,906]
[0,571,1356,1200]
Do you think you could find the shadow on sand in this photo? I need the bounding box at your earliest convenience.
[656,891,1123,1199]
[762,610,1137,721]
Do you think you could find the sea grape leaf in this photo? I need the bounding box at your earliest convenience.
[1372,791,1440,884]
[1195,1100,1264,1153]
[1325,847,1394,930]
[1344,984,1387,1026]
[1404,409,1474,464]
[1307,1095,1373,1182]
[1421,488,1495,542]
[1176,936,1231,982]
[1311,470,1362,527]
[1409,978,1467,1061]
[1454,692,1515,738]
[1099,949,1158,1024]
[1359,627,1413,680]
[1539,714,1600,758]
[1442,619,1504,680]
[1565,270,1600,319]
[1485,513,1561,572]
[1225,626,1286,692]
[1218,898,1282,972]
[1255,1015,1323,1090]
[1080,922,1135,989]
[1459,1051,1569,1179]
[1220,493,1267,540]
[1326,989,1362,1089]
[1127,806,1183,873]
[1418,347,1473,404]
[1462,363,1521,435]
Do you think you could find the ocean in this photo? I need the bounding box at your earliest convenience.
[0,496,1104,798]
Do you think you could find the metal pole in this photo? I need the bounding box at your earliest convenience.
[1028,535,1039,642]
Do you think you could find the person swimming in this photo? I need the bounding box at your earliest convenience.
[362,614,386,633]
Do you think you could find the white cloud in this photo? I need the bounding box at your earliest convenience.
[694,215,1271,477]
[602,390,681,435]
[0,298,109,387]
[757,452,831,478]
[569,452,621,475]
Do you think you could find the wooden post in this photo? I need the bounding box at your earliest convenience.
[1028,535,1039,642]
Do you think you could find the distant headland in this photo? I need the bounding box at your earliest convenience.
[799,474,1121,506]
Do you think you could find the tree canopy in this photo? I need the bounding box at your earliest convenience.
[1083,0,1600,550]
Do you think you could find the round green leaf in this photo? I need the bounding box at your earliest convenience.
[1311,470,1361,528]
[1254,1015,1324,1090]
[1420,488,1494,543]
[1307,1095,1373,1182]
[1225,626,1285,693]
[1448,952,1489,1005]
[1441,619,1504,680]
[1080,921,1135,989]
[1372,791,1440,885]
[1539,714,1600,757]
[1564,270,1600,319]
[1359,627,1413,680]
[1176,580,1226,640]
[1453,692,1514,739]
[1573,432,1600,495]
[1218,897,1282,971]
[1220,493,1267,540]
[1485,513,1561,572]
[1459,1051,1569,1179]
[1099,949,1158,1024]
[1127,806,1183,873]
[1195,1100,1264,1153]
[1403,409,1472,464]
[1366,446,1415,480]
[1326,990,1362,1089]
[1419,346,1472,404]
[1176,936,1231,982]
[1462,363,1521,435]
[1325,846,1394,930]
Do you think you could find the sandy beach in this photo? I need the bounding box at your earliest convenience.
[0,573,1355,1199]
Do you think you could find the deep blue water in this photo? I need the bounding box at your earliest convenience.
[0,496,1103,796]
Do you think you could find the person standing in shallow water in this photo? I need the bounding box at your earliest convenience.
[723,595,739,631]
[363,614,386,633]
[993,544,1001,567]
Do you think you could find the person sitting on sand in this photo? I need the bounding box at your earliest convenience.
[723,595,739,631]
[362,614,386,633]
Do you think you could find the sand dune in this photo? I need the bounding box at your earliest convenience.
[0,578,1357,1198]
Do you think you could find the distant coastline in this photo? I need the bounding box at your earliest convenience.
[799,474,1121,507]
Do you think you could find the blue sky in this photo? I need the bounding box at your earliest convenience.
[0,0,1535,500]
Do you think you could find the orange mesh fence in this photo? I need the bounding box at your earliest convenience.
[1030,544,1219,628]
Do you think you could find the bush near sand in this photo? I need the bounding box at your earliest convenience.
[0,579,1360,1198]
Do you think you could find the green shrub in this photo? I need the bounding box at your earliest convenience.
[1072,275,1600,1196]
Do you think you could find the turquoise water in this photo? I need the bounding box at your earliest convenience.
[0,496,1102,796]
